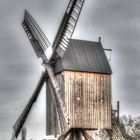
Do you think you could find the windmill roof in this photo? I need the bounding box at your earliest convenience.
[54,39,112,74]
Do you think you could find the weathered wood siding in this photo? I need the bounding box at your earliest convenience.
[46,70,111,135]
[46,75,64,135]
[63,71,111,129]
[46,81,58,135]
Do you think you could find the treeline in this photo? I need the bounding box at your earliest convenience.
[120,115,140,139]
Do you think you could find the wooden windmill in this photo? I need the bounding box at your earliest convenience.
[11,0,113,139]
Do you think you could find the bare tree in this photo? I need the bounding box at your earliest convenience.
[120,115,140,139]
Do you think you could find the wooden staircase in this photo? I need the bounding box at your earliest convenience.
[111,119,125,140]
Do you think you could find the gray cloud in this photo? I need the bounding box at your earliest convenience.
[0,0,140,139]
[75,0,140,116]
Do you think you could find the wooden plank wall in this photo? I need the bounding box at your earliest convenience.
[46,70,112,136]
[63,71,111,129]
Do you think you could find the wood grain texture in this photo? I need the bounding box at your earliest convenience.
[46,70,112,135]
[63,71,111,129]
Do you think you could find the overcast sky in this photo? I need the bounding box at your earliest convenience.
[0,0,140,139]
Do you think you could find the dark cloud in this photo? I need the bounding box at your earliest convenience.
[0,0,140,139]
[76,0,140,116]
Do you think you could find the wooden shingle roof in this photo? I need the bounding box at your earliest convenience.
[54,39,112,74]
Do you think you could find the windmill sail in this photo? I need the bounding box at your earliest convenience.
[50,0,85,62]
[22,10,51,61]
[43,63,70,132]
[21,0,85,136]
[48,82,66,133]
[22,10,70,132]
[12,72,46,138]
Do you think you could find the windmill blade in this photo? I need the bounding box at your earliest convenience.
[12,72,46,138]
[22,10,50,61]
[22,9,70,132]
[44,63,70,132]
[50,0,85,63]
[48,82,67,133]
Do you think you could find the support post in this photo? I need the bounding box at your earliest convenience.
[117,101,120,123]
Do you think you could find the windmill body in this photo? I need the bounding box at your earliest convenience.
[46,39,112,136]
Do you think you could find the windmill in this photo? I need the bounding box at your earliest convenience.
[11,0,128,140]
